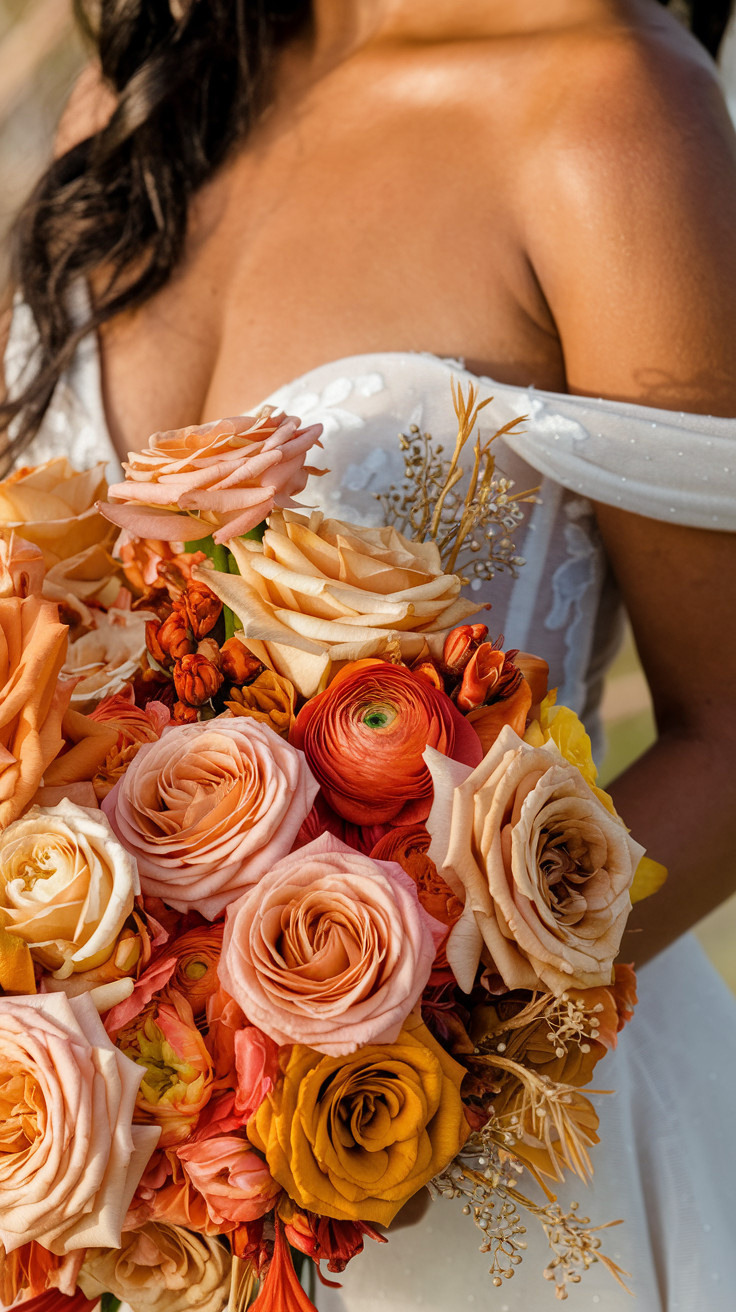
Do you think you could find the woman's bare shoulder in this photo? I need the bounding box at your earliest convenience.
[54,62,117,158]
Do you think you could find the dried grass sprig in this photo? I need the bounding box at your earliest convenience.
[377,381,538,586]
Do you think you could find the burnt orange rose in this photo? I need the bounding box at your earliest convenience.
[290,661,482,825]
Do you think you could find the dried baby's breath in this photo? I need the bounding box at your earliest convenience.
[377,381,538,587]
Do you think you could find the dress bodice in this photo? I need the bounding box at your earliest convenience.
[6,304,736,761]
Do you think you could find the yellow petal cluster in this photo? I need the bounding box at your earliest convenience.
[248,1012,469,1227]
[196,509,479,698]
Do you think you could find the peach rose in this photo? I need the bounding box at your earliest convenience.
[426,724,645,995]
[102,717,318,919]
[42,542,127,627]
[0,991,160,1254]
[196,508,480,698]
[0,457,111,567]
[0,799,138,978]
[101,410,323,545]
[78,1222,231,1312]
[219,832,446,1055]
[0,594,71,830]
[177,1134,280,1225]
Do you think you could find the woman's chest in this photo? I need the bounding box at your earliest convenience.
[97,64,566,458]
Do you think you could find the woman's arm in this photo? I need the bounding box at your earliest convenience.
[522,18,736,963]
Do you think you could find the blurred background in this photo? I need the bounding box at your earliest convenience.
[0,0,734,992]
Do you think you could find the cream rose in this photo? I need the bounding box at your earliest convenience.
[0,457,111,567]
[0,992,160,1254]
[219,831,446,1055]
[426,724,644,995]
[195,508,479,697]
[102,717,318,919]
[0,800,138,978]
[79,1222,230,1312]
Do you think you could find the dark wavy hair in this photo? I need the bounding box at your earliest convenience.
[0,0,733,473]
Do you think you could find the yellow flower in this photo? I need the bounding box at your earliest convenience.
[248,1012,468,1227]
[225,667,296,738]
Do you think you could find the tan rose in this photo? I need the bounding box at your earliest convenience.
[196,509,479,697]
[0,457,112,567]
[425,724,644,994]
[43,542,127,627]
[0,992,160,1254]
[0,594,70,831]
[0,799,138,978]
[79,1222,231,1312]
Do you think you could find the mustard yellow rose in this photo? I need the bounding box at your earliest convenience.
[248,1012,469,1226]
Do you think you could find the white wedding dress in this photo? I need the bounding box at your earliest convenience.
[5,312,736,1311]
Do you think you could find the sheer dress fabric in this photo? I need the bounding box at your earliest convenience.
[4,310,736,1311]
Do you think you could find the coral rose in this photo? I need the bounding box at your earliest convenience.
[78,1222,231,1312]
[219,832,446,1055]
[0,991,160,1253]
[0,594,70,830]
[102,717,318,918]
[290,660,482,825]
[426,723,645,995]
[0,799,138,977]
[0,457,111,566]
[248,1011,468,1226]
[196,508,480,698]
[113,989,215,1146]
[177,1134,280,1225]
[101,410,323,544]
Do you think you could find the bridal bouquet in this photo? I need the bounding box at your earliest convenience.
[0,388,665,1310]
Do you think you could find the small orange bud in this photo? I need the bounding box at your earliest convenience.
[173,653,224,707]
[456,644,505,712]
[410,656,445,693]
[158,608,195,662]
[181,579,223,640]
[145,619,168,666]
[442,624,489,674]
[220,637,264,685]
[173,700,199,724]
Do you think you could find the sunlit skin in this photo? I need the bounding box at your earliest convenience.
[26,0,736,983]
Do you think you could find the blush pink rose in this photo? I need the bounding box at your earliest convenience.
[219,832,446,1055]
[102,717,318,919]
[177,1135,280,1225]
[101,410,323,544]
[0,992,160,1255]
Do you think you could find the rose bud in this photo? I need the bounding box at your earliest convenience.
[456,643,505,712]
[220,636,264,685]
[442,623,488,675]
[181,579,223,640]
[411,655,445,692]
[173,700,199,724]
[174,653,224,707]
[158,607,195,662]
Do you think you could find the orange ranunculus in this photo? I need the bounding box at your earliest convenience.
[249,1012,468,1226]
[165,923,224,1018]
[290,661,482,825]
[102,411,323,544]
[113,989,215,1146]
[370,824,463,930]
[0,595,70,830]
